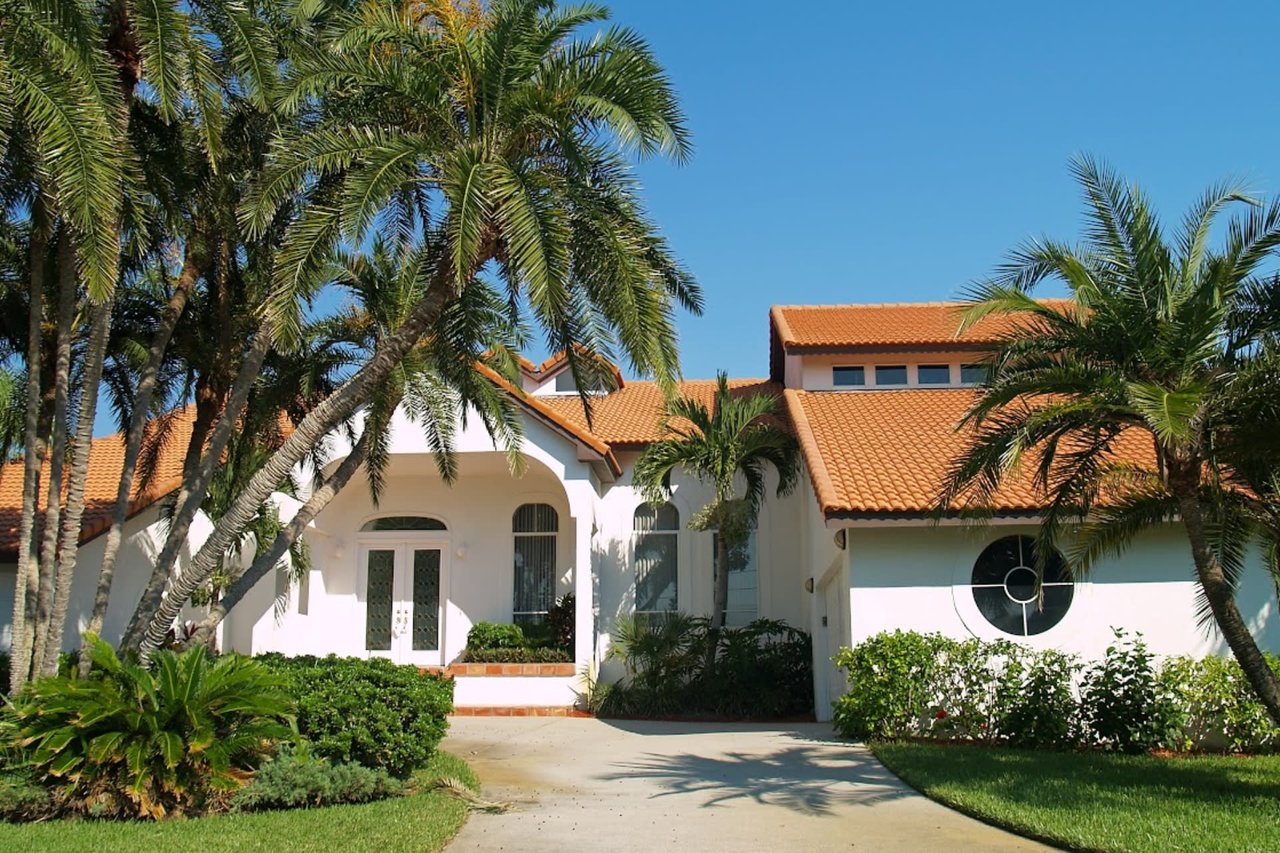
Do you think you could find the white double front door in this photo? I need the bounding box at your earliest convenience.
[359,541,448,666]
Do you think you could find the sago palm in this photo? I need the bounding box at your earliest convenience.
[633,372,799,631]
[137,0,700,658]
[938,155,1280,724]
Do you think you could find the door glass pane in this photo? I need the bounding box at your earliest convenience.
[411,549,441,651]
[365,550,395,650]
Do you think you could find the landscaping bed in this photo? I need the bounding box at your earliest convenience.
[872,741,1280,853]
[0,751,478,853]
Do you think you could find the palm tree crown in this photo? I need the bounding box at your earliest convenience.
[633,372,799,629]
[939,155,1280,724]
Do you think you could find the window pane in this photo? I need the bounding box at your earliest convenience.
[554,371,577,392]
[411,549,441,651]
[874,365,908,386]
[634,502,680,532]
[833,366,865,387]
[365,550,395,650]
[514,533,556,622]
[970,535,1073,637]
[917,364,951,385]
[961,363,991,384]
[635,532,678,612]
[714,532,758,626]
[361,516,447,531]
[514,503,559,533]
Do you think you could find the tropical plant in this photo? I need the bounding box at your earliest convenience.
[632,372,799,632]
[937,155,1280,724]
[132,0,699,660]
[3,634,292,819]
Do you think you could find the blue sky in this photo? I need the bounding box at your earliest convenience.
[606,0,1280,379]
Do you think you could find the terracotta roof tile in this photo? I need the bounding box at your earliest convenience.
[0,406,198,559]
[784,388,1155,517]
[772,301,1073,350]
[538,379,783,446]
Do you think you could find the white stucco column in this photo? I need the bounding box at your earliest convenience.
[563,480,596,670]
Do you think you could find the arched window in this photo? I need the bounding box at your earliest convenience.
[970,536,1074,636]
[513,503,558,625]
[634,503,679,615]
[360,516,447,532]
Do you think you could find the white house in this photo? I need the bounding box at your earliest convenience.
[2,302,1277,719]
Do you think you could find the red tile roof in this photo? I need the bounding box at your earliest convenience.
[783,387,1155,518]
[771,301,1072,351]
[0,406,198,559]
[538,379,782,447]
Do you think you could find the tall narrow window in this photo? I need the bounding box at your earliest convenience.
[513,503,558,625]
[634,503,679,615]
[713,531,758,626]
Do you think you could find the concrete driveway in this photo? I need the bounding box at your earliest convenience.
[443,717,1046,852]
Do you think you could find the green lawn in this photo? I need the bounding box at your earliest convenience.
[873,742,1280,853]
[0,752,478,853]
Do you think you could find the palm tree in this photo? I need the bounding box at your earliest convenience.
[133,0,700,659]
[938,156,1280,724]
[632,373,799,633]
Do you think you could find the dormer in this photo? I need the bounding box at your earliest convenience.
[519,348,625,396]
[768,302,1062,391]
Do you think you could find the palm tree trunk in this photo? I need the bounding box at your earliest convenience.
[81,242,203,672]
[42,295,113,676]
[9,210,48,692]
[31,231,77,673]
[712,532,731,631]
[1171,467,1280,725]
[121,326,272,650]
[135,272,459,661]
[188,424,375,647]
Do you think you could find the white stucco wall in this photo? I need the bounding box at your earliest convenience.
[842,523,1279,659]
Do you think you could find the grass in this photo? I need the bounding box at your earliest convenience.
[872,741,1280,853]
[0,751,479,853]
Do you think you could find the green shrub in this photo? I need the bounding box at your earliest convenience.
[460,647,572,663]
[229,746,401,812]
[257,655,452,778]
[465,622,524,650]
[834,629,1278,753]
[997,649,1081,749]
[0,769,53,822]
[4,635,292,820]
[602,614,813,718]
[832,630,944,739]
[1082,630,1183,753]
[1161,654,1280,753]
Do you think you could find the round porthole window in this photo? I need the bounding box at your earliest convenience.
[970,536,1073,636]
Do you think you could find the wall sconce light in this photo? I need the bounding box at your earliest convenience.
[455,545,467,560]
[332,545,345,561]
[804,577,814,594]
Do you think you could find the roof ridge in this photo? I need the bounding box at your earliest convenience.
[772,298,1074,311]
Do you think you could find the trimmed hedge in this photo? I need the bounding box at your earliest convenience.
[257,655,453,778]
[833,629,1280,753]
[459,647,571,663]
